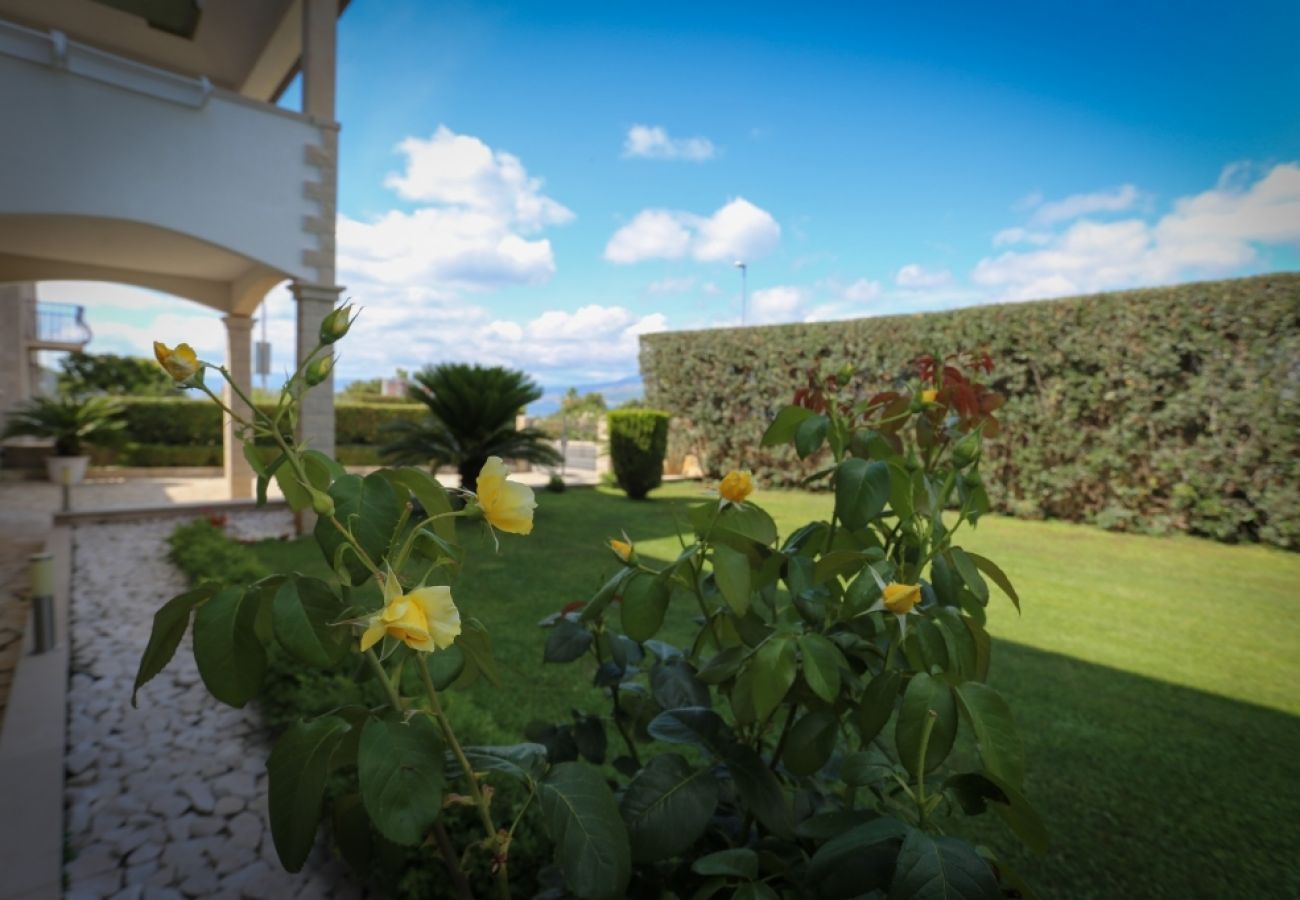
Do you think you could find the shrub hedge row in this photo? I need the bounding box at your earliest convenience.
[93,443,384,468]
[640,273,1300,548]
[111,399,424,448]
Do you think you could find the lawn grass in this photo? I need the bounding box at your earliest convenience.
[252,482,1300,899]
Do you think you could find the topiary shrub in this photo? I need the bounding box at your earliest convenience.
[607,408,669,499]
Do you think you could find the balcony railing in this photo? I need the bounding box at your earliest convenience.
[30,303,92,349]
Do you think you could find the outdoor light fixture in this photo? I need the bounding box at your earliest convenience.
[735,260,748,324]
[29,553,56,654]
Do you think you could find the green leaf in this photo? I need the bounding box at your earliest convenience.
[302,448,345,490]
[965,617,991,681]
[619,752,719,862]
[841,746,896,786]
[750,638,797,722]
[944,772,1048,856]
[798,633,844,703]
[272,576,348,667]
[242,441,268,477]
[948,547,989,605]
[275,465,312,512]
[794,414,829,458]
[734,884,779,900]
[460,743,548,784]
[895,673,958,776]
[692,847,759,879]
[963,551,1020,612]
[887,462,915,519]
[267,716,350,872]
[314,473,402,583]
[903,618,950,674]
[888,829,1001,900]
[453,617,501,688]
[761,405,816,447]
[545,619,594,663]
[835,458,891,530]
[331,793,372,876]
[954,683,1025,786]
[651,658,711,710]
[581,567,633,623]
[697,646,748,685]
[358,717,446,846]
[721,743,792,838]
[192,587,265,708]
[807,816,908,897]
[712,543,752,616]
[425,643,466,690]
[647,707,730,752]
[132,586,210,707]
[781,710,838,776]
[930,554,961,608]
[932,608,978,680]
[540,762,632,900]
[858,670,900,744]
[381,466,457,544]
[620,573,671,642]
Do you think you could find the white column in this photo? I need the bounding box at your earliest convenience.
[292,283,342,460]
[222,314,254,499]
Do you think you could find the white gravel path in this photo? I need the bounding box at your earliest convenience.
[64,512,366,900]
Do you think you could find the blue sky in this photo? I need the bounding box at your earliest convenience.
[46,0,1300,393]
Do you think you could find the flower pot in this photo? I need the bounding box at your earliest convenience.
[46,455,90,485]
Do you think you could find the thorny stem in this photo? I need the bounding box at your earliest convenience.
[418,659,511,900]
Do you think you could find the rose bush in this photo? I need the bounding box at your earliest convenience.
[135,312,1041,899]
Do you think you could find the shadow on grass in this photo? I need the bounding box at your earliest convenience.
[977,640,1300,900]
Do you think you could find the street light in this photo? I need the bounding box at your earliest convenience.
[734,260,748,325]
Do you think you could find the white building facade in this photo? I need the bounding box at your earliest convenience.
[0,0,347,497]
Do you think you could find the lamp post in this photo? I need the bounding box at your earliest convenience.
[735,260,748,325]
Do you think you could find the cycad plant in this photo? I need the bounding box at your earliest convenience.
[381,363,561,492]
[2,394,125,455]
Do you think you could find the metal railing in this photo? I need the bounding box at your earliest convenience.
[31,302,92,347]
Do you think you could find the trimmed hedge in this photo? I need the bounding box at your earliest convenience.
[607,408,670,499]
[112,399,424,448]
[640,273,1300,548]
[93,443,384,468]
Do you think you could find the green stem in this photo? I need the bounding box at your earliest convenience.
[768,702,799,772]
[915,709,939,829]
[418,659,511,900]
[364,649,404,713]
[592,629,642,767]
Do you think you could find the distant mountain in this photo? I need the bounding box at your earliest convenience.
[530,375,644,415]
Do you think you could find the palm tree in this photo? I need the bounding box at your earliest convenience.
[381,363,561,493]
[2,394,125,455]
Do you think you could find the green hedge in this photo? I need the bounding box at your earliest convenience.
[640,273,1300,548]
[607,408,670,499]
[93,443,384,468]
[112,399,424,448]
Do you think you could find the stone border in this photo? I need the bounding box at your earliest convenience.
[55,498,290,527]
[0,524,71,900]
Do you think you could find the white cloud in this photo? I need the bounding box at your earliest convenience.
[974,162,1300,301]
[604,198,780,264]
[895,264,954,289]
[1027,184,1141,226]
[841,278,884,303]
[383,126,573,232]
[992,227,1053,247]
[622,125,717,162]
[340,126,574,291]
[749,286,808,324]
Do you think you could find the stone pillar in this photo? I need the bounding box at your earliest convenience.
[292,283,342,460]
[222,314,254,499]
[301,0,337,122]
[0,284,37,425]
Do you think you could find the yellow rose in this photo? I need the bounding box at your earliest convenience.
[921,389,939,404]
[719,470,754,505]
[360,571,460,653]
[153,341,199,382]
[476,456,536,535]
[609,538,634,563]
[882,582,922,615]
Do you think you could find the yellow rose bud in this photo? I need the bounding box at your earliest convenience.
[719,470,754,505]
[609,538,635,564]
[921,389,939,404]
[319,303,357,345]
[153,341,200,382]
[360,572,461,653]
[304,354,335,388]
[474,456,537,535]
[882,582,922,615]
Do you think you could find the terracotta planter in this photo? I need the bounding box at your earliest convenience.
[46,455,90,485]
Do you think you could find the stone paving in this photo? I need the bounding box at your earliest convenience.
[65,511,364,900]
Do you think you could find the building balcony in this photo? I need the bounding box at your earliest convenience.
[29,302,92,352]
[0,15,336,315]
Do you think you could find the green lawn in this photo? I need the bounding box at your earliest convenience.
[253,482,1300,899]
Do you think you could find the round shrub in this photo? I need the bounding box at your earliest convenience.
[607,408,669,499]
